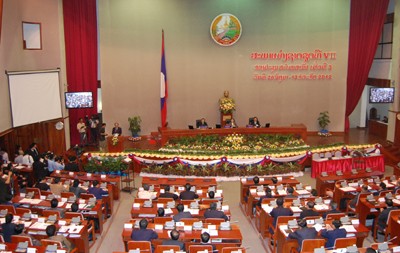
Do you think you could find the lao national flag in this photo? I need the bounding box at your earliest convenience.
[160,30,168,127]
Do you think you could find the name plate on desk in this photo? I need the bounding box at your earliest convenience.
[124,223,133,229]
[101,175,106,179]
[87,173,92,177]
[183,225,192,231]
[69,172,74,176]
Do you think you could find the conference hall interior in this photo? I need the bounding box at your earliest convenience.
[0,0,400,252]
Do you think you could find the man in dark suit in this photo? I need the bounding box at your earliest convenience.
[27,142,39,162]
[33,156,47,183]
[162,229,185,250]
[179,183,199,200]
[257,187,273,207]
[200,232,217,252]
[299,201,320,219]
[2,213,16,242]
[285,186,297,199]
[131,218,158,242]
[288,218,318,252]
[348,185,369,209]
[64,156,80,172]
[88,180,108,199]
[322,201,341,219]
[111,122,122,136]
[197,118,208,129]
[320,219,347,248]
[204,202,229,221]
[159,185,179,200]
[173,203,192,222]
[251,117,261,128]
[269,197,293,233]
[377,198,398,232]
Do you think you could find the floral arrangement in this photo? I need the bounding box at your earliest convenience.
[318,129,332,137]
[159,133,309,155]
[128,136,142,142]
[112,135,119,146]
[219,97,235,114]
[141,161,302,177]
[84,156,128,174]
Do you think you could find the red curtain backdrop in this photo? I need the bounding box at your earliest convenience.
[63,0,98,146]
[345,0,389,131]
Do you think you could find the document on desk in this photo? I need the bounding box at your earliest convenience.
[277,190,287,195]
[69,225,84,234]
[290,206,302,213]
[339,187,357,192]
[30,222,51,230]
[342,225,357,233]
[295,190,310,195]
[262,205,273,213]
[279,225,290,237]
[314,204,329,211]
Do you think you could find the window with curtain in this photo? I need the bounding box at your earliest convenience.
[374,13,393,59]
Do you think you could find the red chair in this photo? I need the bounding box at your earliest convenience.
[127,241,152,252]
[188,245,213,253]
[11,235,33,247]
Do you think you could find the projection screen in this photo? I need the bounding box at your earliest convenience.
[7,69,62,127]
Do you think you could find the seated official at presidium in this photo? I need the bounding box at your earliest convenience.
[197,118,208,129]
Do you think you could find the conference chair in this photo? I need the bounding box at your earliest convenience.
[378,190,392,197]
[155,245,181,253]
[41,239,78,253]
[41,191,53,197]
[11,235,33,247]
[269,216,294,253]
[0,235,3,243]
[25,187,42,198]
[61,192,75,198]
[201,199,219,205]
[221,247,247,253]
[325,213,346,220]
[127,241,152,252]
[373,209,400,242]
[15,207,31,216]
[346,192,370,213]
[205,218,225,225]
[180,218,200,225]
[265,123,270,128]
[80,193,96,200]
[290,239,325,253]
[333,237,356,249]
[42,210,61,218]
[188,245,213,253]
[154,216,173,224]
[0,204,16,214]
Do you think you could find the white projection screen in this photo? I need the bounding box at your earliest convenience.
[7,69,62,127]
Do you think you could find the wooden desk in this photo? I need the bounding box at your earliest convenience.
[159,124,307,146]
[51,171,120,200]
[131,203,231,219]
[142,177,217,188]
[276,221,369,253]
[369,120,388,140]
[2,243,46,253]
[357,196,400,227]
[240,177,300,205]
[12,196,105,234]
[311,154,384,178]
[315,170,384,195]
[122,224,242,251]
[390,215,400,245]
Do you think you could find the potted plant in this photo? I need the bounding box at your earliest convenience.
[318,111,331,136]
[128,116,142,137]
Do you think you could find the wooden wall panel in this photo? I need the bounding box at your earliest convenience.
[0,119,66,161]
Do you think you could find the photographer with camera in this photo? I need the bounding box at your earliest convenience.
[0,166,13,204]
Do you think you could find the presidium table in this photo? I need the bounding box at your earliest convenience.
[159,124,307,145]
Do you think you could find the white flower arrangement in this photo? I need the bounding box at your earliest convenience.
[219,97,236,114]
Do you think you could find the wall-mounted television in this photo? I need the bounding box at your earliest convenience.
[65,92,93,109]
[369,87,394,103]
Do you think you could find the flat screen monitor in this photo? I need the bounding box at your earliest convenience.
[65,92,93,109]
[369,87,394,103]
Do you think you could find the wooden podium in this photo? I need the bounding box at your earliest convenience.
[107,136,125,152]
[221,113,232,127]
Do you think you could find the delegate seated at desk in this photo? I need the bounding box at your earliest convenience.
[288,218,317,252]
[225,118,238,128]
[197,118,208,129]
[249,117,261,128]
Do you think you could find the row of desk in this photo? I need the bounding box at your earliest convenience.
[311,154,384,178]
